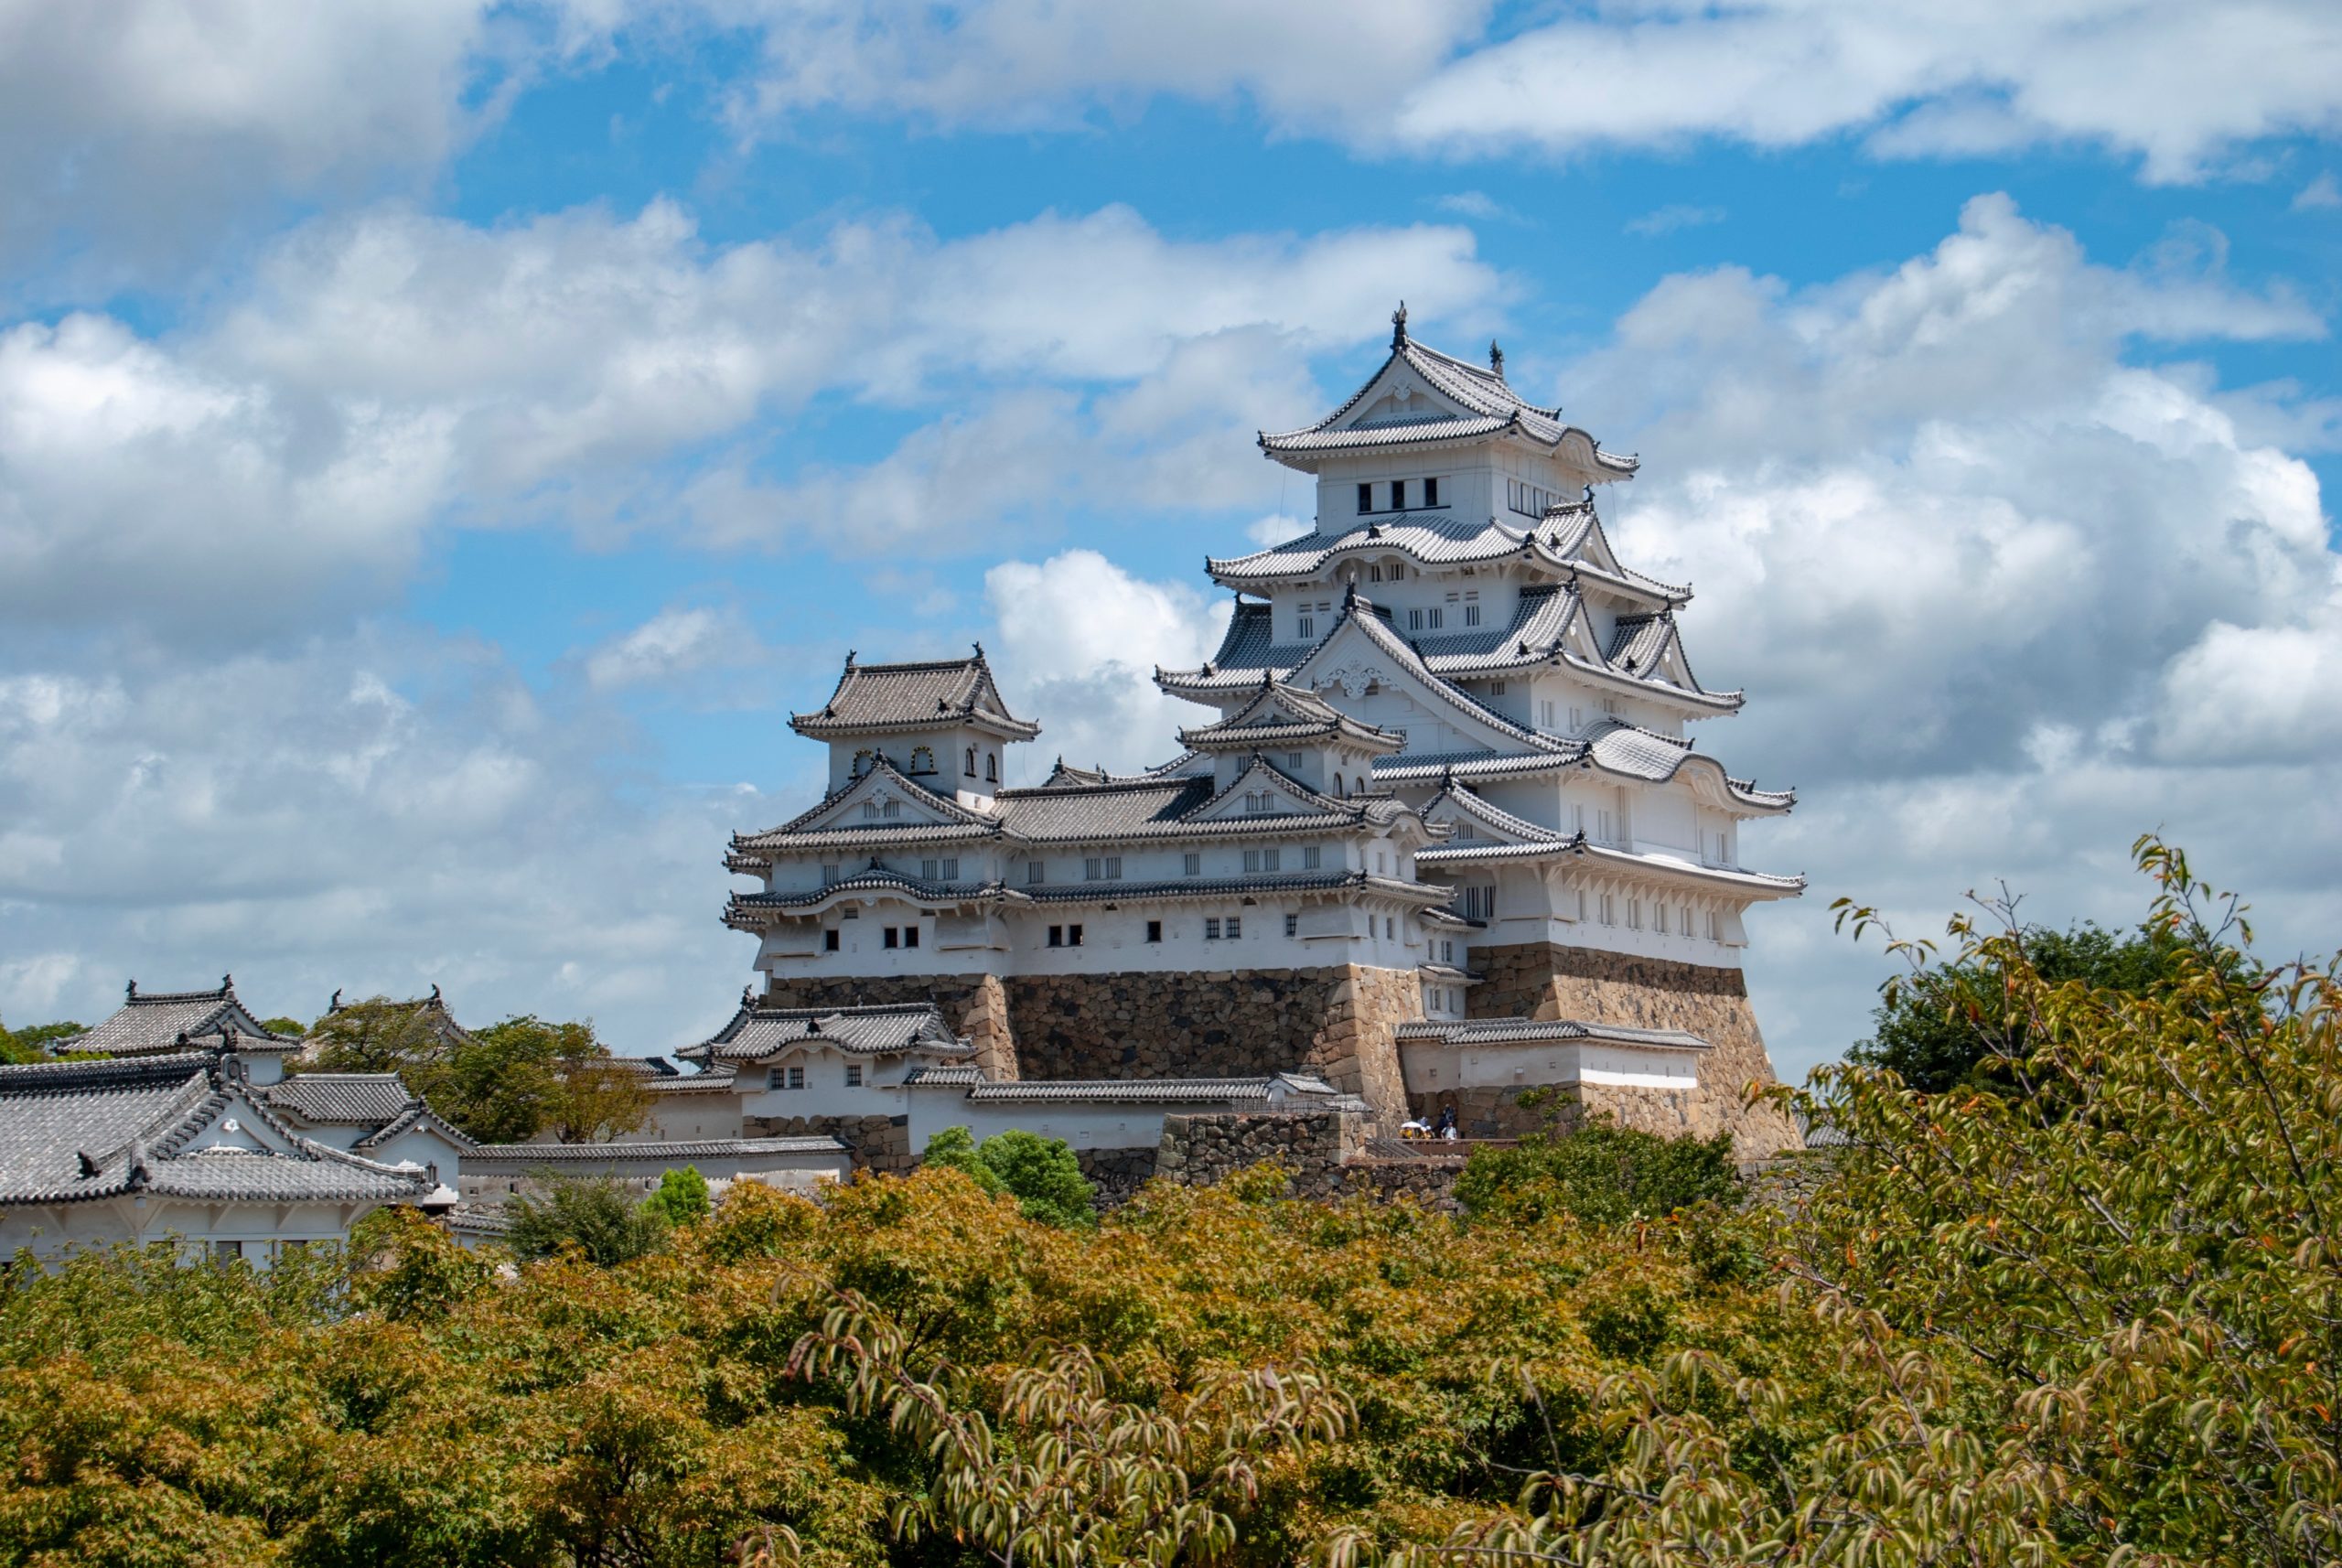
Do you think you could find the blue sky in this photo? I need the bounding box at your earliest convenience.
[2,1,2338,1077]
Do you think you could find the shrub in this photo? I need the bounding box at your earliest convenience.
[504,1174,668,1264]
[920,1126,1097,1228]
[1452,1117,1736,1225]
[644,1165,710,1226]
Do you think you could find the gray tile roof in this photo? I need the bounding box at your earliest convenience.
[1176,680,1402,753]
[684,1000,971,1064]
[63,977,298,1058]
[352,1098,480,1152]
[955,1074,1338,1105]
[1394,1018,1711,1050]
[1258,331,1638,475]
[732,755,1007,857]
[312,986,473,1049]
[264,1074,416,1125]
[790,650,1039,740]
[462,1134,849,1165]
[0,1051,435,1206]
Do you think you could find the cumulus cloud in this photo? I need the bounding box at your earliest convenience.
[0,629,763,1050]
[3,200,1496,637]
[1533,195,2337,1070]
[717,0,2342,183]
[982,550,1229,784]
[583,606,752,692]
[0,0,625,288]
[2296,172,2342,210]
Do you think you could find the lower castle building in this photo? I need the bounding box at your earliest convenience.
[725,315,1804,1158]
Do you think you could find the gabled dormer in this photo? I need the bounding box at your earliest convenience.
[790,646,1039,803]
[1176,676,1402,795]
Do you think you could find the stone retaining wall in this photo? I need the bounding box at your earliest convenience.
[1076,1146,1158,1209]
[1007,964,1416,1124]
[1468,943,1801,1159]
[745,1112,913,1174]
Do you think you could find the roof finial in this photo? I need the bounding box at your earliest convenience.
[1391,300,1409,349]
[126,978,137,1000]
[329,987,342,1012]
[972,640,984,660]
[1343,580,1359,607]
[430,983,442,1004]
[844,649,857,668]
[1489,339,1505,376]
[742,984,755,1009]
[807,1015,822,1035]
[220,972,232,992]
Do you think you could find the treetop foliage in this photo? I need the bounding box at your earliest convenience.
[0,836,2334,1565]
[298,1002,650,1145]
[921,1125,1099,1228]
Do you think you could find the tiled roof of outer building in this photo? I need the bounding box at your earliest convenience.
[1257,321,1638,476]
[62,976,299,1058]
[1392,1018,1711,1050]
[461,1135,850,1165]
[790,649,1039,740]
[263,1074,416,1125]
[306,985,473,1052]
[955,1073,1343,1104]
[0,1051,435,1207]
[682,1000,972,1064]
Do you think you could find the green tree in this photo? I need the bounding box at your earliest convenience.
[1452,1117,1736,1226]
[644,1165,711,1226]
[0,1020,87,1064]
[307,1007,648,1145]
[921,1125,1096,1227]
[1846,914,2238,1093]
[298,994,448,1075]
[504,1174,670,1265]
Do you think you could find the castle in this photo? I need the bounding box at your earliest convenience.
[721,310,1805,1159]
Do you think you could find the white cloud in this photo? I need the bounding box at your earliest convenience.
[715,0,2342,183]
[584,607,747,691]
[0,0,626,288]
[1625,204,1726,237]
[982,551,1229,783]
[2295,171,2342,210]
[0,628,764,1050]
[1534,195,2337,1072]
[3,200,1497,637]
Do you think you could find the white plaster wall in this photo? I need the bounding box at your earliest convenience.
[908,1094,1190,1153]
[0,1197,391,1267]
[1399,1038,1705,1097]
[822,725,1018,800]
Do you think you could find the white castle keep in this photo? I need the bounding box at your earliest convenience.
[722,309,1805,1157]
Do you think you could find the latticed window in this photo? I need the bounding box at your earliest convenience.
[1183,853,1200,876]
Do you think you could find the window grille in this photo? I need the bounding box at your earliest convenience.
[1227,916,1241,939]
[1182,853,1199,876]
[1302,845,1320,869]
[1284,913,1299,937]
[1205,918,1221,940]
[845,1065,863,1087]
[941,858,958,881]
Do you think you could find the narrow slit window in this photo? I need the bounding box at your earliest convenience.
[1424,476,1440,506]
[1391,478,1407,510]
[1145,919,1163,942]
[1357,481,1372,514]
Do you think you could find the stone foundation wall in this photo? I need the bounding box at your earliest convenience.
[1006,964,1417,1125]
[758,973,1018,1079]
[745,1112,913,1174]
[1076,1146,1159,1209]
[1155,1110,1465,1209]
[1468,943,1801,1159]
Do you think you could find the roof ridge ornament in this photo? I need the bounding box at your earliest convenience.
[329,988,342,1012]
[1391,300,1408,349]
[127,978,137,1000]
[1489,340,1504,376]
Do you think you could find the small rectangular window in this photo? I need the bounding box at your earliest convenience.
[1047,925,1063,948]
[883,927,899,949]
[1104,856,1122,879]
[1028,862,1045,885]
[1243,848,1262,873]
[825,929,840,951]
[904,925,919,949]
[1205,918,1221,940]
[1441,940,1454,962]
[213,1239,242,1261]
[1391,478,1407,510]
[845,1064,863,1087]
[1408,608,1424,630]
[1296,616,1314,639]
[1284,913,1299,938]
[1357,481,1372,513]
[1656,906,1669,934]
[1302,845,1320,869]
[1426,607,1443,628]
[1227,916,1242,939]
[1068,923,1084,947]
[822,862,840,884]
[1424,476,1440,506]
[1145,919,1163,942]
[1262,847,1281,871]
[920,858,939,880]
[1489,679,1505,694]
[1183,852,1200,876]
[941,858,959,881]
[1464,604,1481,627]
[1284,751,1304,769]
[1084,856,1102,880]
